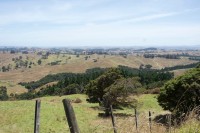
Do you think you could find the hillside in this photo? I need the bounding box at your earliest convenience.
[0,94,198,133]
[0,54,197,83]
[0,53,198,94]
[0,94,166,133]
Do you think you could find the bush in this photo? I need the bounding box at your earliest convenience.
[86,69,141,116]
[158,65,200,117]
[0,86,8,101]
[63,84,82,95]
[85,68,122,103]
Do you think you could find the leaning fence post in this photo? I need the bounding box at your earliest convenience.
[168,114,172,133]
[34,100,41,133]
[134,108,138,133]
[62,99,80,133]
[149,111,152,133]
[110,105,117,133]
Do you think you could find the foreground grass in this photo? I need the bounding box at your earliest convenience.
[0,94,161,133]
[0,94,102,133]
[0,94,199,133]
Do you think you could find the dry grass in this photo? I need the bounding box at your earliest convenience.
[0,81,27,95]
[172,69,188,77]
[0,54,197,83]
[92,113,167,133]
[35,81,58,92]
[176,106,200,133]
[0,53,198,95]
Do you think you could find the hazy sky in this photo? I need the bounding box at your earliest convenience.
[0,0,200,47]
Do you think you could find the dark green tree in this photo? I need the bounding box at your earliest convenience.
[37,59,42,65]
[158,65,200,117]
[85,68,122,103]
[145,64,152,69]
[2,66,6,72]
[63,84,82,95]
[0,86,9,101]
[103,77,141,115]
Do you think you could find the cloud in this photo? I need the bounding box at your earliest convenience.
[92,12,179,25]
[93,7,200,25]
[0,0,199,27]
[0,5,198,27]
[0,0,200,47]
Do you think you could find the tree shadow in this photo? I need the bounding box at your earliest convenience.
[90,106,101,110]
[90,105,131,118]
[153,114,170,126]
[98,112,132,118]
[153,113,178,127]
[90,105,124,111]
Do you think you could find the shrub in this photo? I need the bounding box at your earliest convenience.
[85,68,122,103]
[0,86,8,101]
[158,65,200,117]
[63,84,81,95]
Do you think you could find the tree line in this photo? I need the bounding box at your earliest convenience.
[15,66,173,100]
[162,62,200,71]
[144,54,180,59]
[3,63,199,101]
[19,67,106,90]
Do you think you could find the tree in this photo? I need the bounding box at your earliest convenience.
[102,77,141,115]
[10,50,16,54]
[15,63,19,69]
[145,64,152,69]
[29,61,33,65]
[25,60,28,67]
[37,59,42,65]
[85,69,142,116]
[158,65,200,117]
[2,66,6,72]
[63,84,82,95]
[85,68,122,103]
[0,86,8,101]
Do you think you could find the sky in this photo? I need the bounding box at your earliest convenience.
[0,0,200,47]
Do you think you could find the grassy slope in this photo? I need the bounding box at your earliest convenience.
[0,54,197,83]
[0,94,98,133]
[136,94,163,113]
[172,69,188,77]
[0,53,197,94]
[0,81,27,95]
[0,94,199,133]
[0,94,163,133]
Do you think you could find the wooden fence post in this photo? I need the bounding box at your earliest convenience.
[134,108,138,133]
[110,105,117,133]
[34,100,41,133]
[62,99,80,133]
[168,114,172,133]
[149,111,152,133]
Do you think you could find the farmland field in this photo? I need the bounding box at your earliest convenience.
[0,52,198,94]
